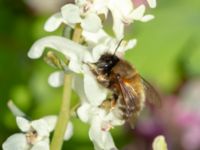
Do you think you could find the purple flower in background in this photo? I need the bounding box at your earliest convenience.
[127,79,200,150]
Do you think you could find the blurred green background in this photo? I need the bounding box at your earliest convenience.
[0,0,200,149]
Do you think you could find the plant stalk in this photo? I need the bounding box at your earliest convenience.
[50,25,82,150]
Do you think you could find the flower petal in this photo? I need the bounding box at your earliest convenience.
[141,14,155,22]
[2,133,29,150]
[77,103,91,123]
[31,139,49,150]
[42,115,57,132]
[48,71,64,87]
[92,0,108,17]
[129,5,145,20]
[31,119,50,137]
[16,117,31,132]
[108,0,134,39]
[61,4,81,24]
[89,116,117,150]
[82,29,109,46]
[81,13,102,33]
[64,121,73,140]
[7,100,26,117]
[152,135,168,150]
[117,39,137,53]
[28,36,91,73]
[104,110,125,127]
[92,44,108,62]
[72,75,88,102]
[83,65,108,106]
[111,10,124,39]
[147,0,157,8]
[108,0,133,17]
[44,13,63,32]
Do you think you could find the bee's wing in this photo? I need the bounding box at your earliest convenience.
[141,77,162,107]
[116,76,137,118]
[117,76,141,128]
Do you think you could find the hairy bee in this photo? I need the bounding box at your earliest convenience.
[88,49,161,127]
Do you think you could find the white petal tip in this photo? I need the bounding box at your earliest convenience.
[28,44,43,59]
[81,14,102,33]
[147,0,157,8]
[7,100,26,117]
[48,71,64,88]
[129,39,137,48]
[64,122,73,140]
[16,117,30,132]
[42,115,57,132]
[44,13,63,32]
[141,15,155,22]
[2,134,27,150]
[27,51,39,59]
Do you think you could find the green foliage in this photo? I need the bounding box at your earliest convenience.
[126,0,200,92]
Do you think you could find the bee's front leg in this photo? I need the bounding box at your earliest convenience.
[96,75,110,87]
[86,62,111,90]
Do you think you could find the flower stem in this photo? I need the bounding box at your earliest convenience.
[50,25,82,150]
[50,74,72,150]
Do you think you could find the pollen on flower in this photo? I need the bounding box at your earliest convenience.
[82,1,92,13]
[25,130,38,145]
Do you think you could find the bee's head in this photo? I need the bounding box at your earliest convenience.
[96,53,119,74]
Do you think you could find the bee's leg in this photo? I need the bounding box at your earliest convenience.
[89,67,99,77]
[84,62,99,75]
[86,63,110,87]
[96,75,110,87]
[127,112,139,129]
[110,93,118,108]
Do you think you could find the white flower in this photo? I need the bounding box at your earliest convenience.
[44,0,156,39]
[107,0,155,39]
[77,102,124,150]
[2,116,73,150]
[44,2,103,33]
[82,28,138,61]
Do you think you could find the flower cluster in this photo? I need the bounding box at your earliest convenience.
[4,0,157,150]
[2,101,73,150]
[44,0,155,39]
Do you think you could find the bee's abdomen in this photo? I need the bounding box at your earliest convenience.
[118,104,135,119]
[117,92,143,120]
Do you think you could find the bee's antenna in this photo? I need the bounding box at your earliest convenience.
[113,39,124,55]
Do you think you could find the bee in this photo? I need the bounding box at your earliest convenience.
[88,41,161,127]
